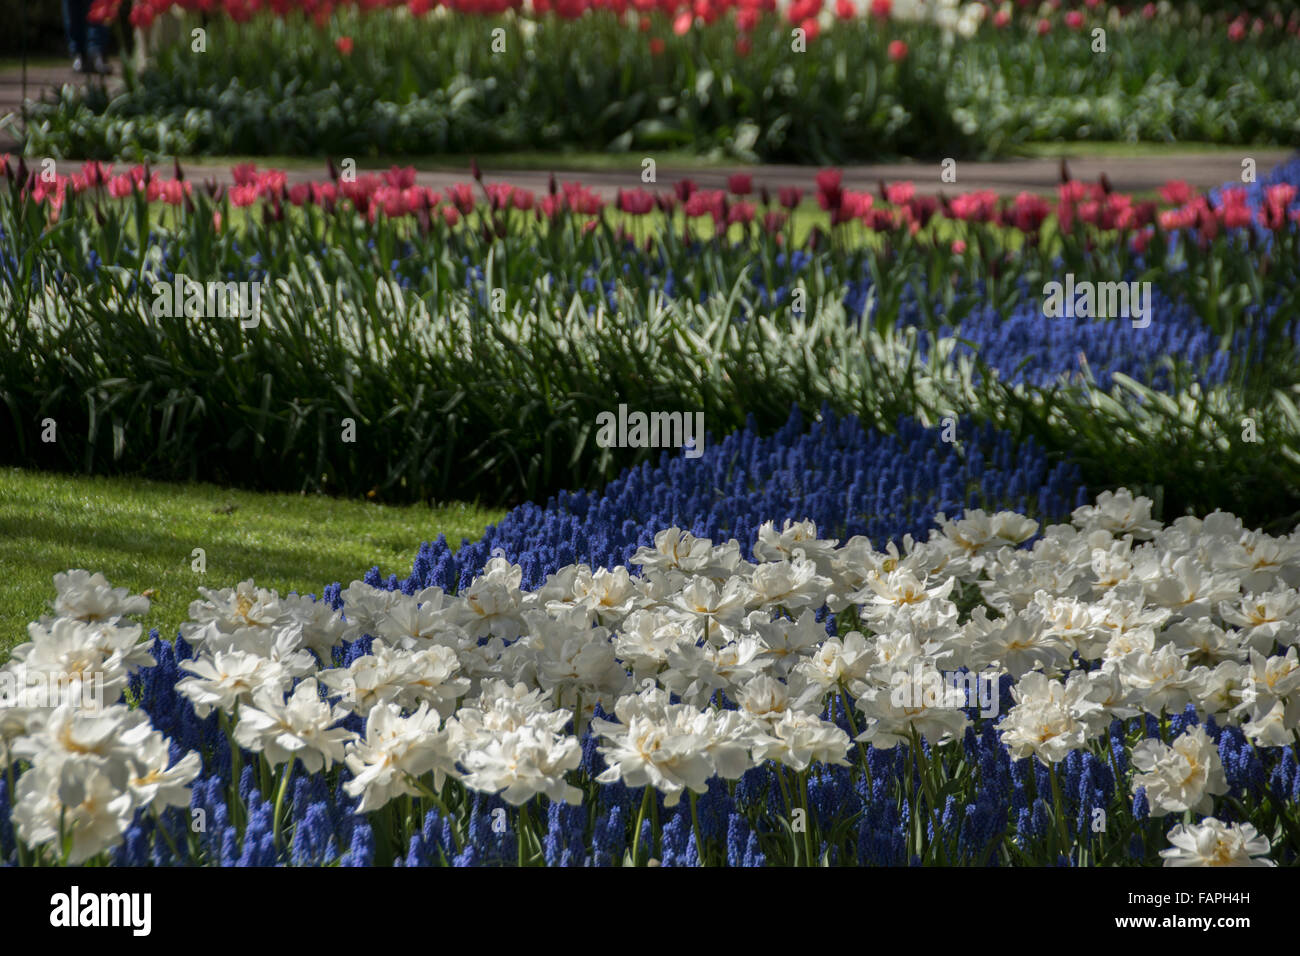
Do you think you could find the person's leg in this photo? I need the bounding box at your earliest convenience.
[88,15,112,72]
[62,0,88,59]
[88,21,111,57]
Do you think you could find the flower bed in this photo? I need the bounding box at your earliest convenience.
[18,0,1300,160]
[7,457,1300,866]
[3,156,1299,524]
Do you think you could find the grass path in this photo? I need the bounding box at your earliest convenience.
[0,468,504,657]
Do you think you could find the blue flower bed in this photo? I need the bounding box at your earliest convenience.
[389,405,1089,595]
[0,406,1101,868]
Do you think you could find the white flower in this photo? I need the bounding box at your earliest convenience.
[1080,669,1142,730]
[1232,647,1300,736]
[748,556,832,610]
[530,629,632,723]
[13,704,153,785]
[1071,489,1161,540]
[1211,529,1300,594]
[1219,589,1300,652]
[630,527,715,574]
[49,570,151,623]
[754,710,850,771]
[1030,592,1110,659]
[1187,660,1249,720]
[451,680,571,743]
[613,608,696,678]
[181,579,288,641]
[793,630,875,690]
[344,702,459,812]
[1110,642,1195,716]
[853,567,955,614]
[12,617,155,708]
[669,575,754,635]
[448,558,528,640]
[542,565,642,623]
[933,510,1037,574]
[746,608,831,672]
[963,606,1070,678]
[279,592,349,661]
[1161,619,1246,667]
[319,640,468,718]
[593,690,737,807]
[659,637,768,707]
[127,732,203,811]
[1160,818,1275,867]
[12,761,135,865]
[1239,698,1295,747]
[827,536,884,610]
[998,672,1100,765]
[232,678,355,773]
[459,723,582,806]
[370,591,461,650]
[339,581,411,642]
[753,520,839,575]
[177,650,290,719]
[1142,554,1241,619]
[1131,726,1228,816]
[853,662,971,750]
[8,702,193,863]
[735,674,793,723]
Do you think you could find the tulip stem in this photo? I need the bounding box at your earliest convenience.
[631,785,653,866]
[1048,762,1070,862]
[689,790,706,866]
[272,759,295,852]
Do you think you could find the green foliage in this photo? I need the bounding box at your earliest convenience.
[17,10,1300,161]
[3,178,1300,528]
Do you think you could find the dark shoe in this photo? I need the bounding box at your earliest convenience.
[91,54,109,75]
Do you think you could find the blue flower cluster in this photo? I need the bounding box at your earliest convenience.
[386,404,1089,595]
[925,291,1287,391]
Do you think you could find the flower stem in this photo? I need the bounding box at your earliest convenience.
[631,785,653,866]
[272,759,296,852]
[1048,761,1071,862]
[689,790,706,866]
[798,769,817,865]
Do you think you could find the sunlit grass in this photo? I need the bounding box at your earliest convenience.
[0,468,504,657]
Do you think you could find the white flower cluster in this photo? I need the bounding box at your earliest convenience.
[1,572,200,863]
[886,0,986,37]
[165,489,1300,818]
[8,489,1299,865]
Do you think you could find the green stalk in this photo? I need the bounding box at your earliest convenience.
[631,785,653,867]
[798,768,817,866]
[272,758,296,852]
[1047,761,1071,862]
[689,790,707,866]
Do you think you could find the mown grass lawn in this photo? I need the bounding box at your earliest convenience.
[0,468,504,658]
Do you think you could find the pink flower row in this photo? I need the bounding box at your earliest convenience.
[5,156,1298,244]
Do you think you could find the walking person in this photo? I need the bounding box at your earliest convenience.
[62,0,111,74]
